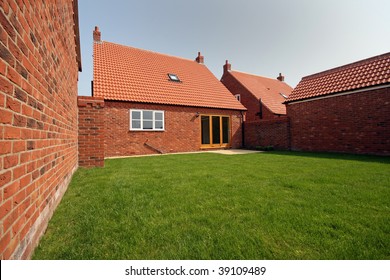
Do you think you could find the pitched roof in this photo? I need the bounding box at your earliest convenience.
[228,71,292,115]
[286,52,390,103]
[93,41,246,110]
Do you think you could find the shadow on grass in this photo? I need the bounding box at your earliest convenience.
[260,150,390,164]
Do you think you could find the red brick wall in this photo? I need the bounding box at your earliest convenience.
[78,97,105,167]
[104,101,243,157]
[221,72,282,121]
[287,87,390,155]
[245,117,290,150]
[0,1,79,259]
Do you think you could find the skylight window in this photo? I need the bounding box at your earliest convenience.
[280,93,288,99]
[168,73,181,82]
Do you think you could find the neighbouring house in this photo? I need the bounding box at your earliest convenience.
[285,52,390,155]
[220,61,292,150]
[220,60,292,121]
[0,0,81,259]
[81,27,246,162]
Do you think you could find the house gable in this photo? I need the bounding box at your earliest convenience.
[221,61,292,121]
[221,70,274,121]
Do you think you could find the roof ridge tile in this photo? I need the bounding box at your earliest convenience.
[98,41,197,63]
[302,52,390,81]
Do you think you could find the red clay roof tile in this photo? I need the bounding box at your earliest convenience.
[286,52,390,102]
[228,71,292,115]
[93,42,246,110]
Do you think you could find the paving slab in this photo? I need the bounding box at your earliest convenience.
[204,149,262,155]
[107,149,261,159]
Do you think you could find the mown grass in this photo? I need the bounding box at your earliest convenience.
[32,151,390,259]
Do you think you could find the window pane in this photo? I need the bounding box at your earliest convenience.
[143,111,153,120]
[168,73,180,82]
[201,116,210,144]
[132,120,141,129]
[155,112,163,121]
[222,117,230,144]
[155,121,163,129]
[143,120,153,129]
[212,116,220,144]
[132,111,141,119]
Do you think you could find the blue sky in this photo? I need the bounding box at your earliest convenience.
[77,0,390,96]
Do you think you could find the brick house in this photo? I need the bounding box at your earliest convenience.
[82,27,246,162]
[220,60,292,121]
[0,0,81,259]
[285,52,390,155]
[220,61,292,150]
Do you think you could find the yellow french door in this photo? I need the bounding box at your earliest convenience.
[201,115,230,148]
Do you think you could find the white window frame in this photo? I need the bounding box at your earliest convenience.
[235,94,241,102]
[129,109,165,131]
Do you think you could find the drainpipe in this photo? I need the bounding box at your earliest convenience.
[241,111,245,148]
[258,98,263,119]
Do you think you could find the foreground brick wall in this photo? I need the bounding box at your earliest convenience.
[104,101,243,157]
[245,117,290,150]
[287,87,390,155]
[78,97,104,167]
[0,1,79,259]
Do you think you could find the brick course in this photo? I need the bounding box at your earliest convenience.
[245,117,290,150]
[0,0,80,259]
[287,87,390,155]
[78,96,105,167]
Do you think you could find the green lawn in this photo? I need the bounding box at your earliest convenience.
[32,151,390,259]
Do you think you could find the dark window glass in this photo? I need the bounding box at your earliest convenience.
[201,116,210,144]
[212,116,220,144]
[222,117,229,144]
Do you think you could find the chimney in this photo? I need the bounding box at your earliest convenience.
[277,73,285,82]
[223,60,231,73]
[195,52,204,64]
[93,26,101,42]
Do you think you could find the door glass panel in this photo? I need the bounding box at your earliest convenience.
[212,116,220,144]
[222,117,229,144]
[201,116,210,144]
